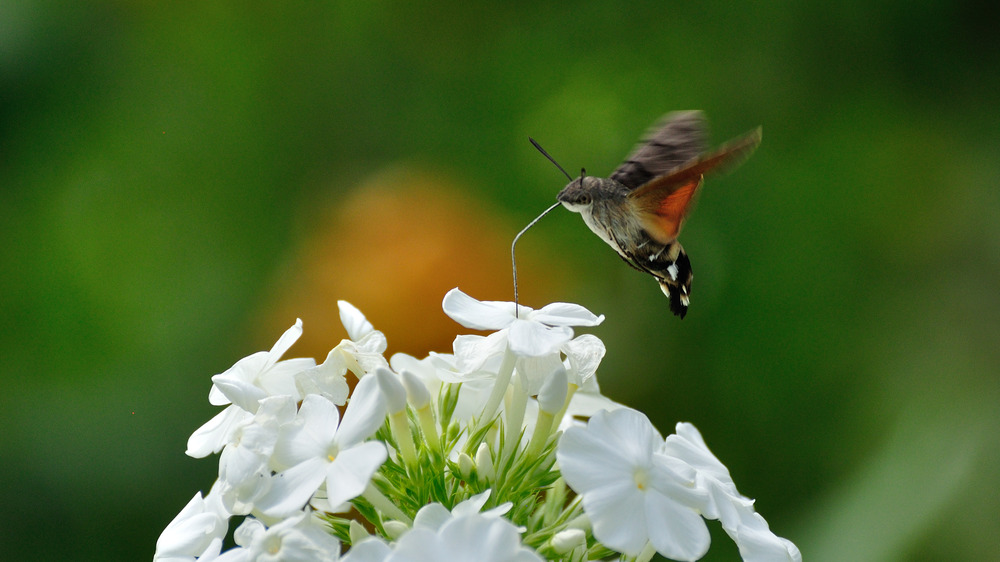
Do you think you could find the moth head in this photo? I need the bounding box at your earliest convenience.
[556,173,597,213]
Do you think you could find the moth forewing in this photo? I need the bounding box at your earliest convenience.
[611,111,708,189]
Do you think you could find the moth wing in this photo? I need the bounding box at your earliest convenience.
[627,127,762,244]
[610,111,708,190]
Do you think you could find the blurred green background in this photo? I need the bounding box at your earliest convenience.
[2,1,998,560]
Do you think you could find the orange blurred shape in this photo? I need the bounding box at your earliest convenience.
[262,167,563,361]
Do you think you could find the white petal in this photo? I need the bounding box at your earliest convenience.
[294,351,350,406]
[644,490,711,561]
[209,352,269,406]
[337,374,387,446]
[731,512,802,562]
[536,366,568,414]
[452,332,507,372]
[257,357,314,399]
[442,288,518,330]
[255,457,328,517]
[375,367,407,414]
[531,302,604,327]
[440,515,535,561]
[154,492,228,559]
[389,526,443,562]
[232,516,265,547]
[558,391,624,431]
[400,369,431,409]
[451,490,493,517]
[271,396,340,469]
[210,374,269,413]
[583,481,650,556]
[268,318,304,361]
[413,503,453,530]
[339,300,375,340]
[518,353,567,395]
[557,425,637,493]
[341,537,391,562]
[562,334,606,385]
[186,406,252,458]
[588,408,663,467]
[508,319,572,357]
[355,329,389,356]
[326,441,389,508]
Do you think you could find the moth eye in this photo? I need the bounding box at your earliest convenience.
[578,194,591,205]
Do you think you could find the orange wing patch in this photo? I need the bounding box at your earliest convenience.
[629,177,702,244]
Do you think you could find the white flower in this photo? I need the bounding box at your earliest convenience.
[332,301,390,377]
[389,351,491,423]
[293,351,351,407]
[255,377,388,517]
[295,301,387,403]
[215,512,341,561]
[216,395,298,515]
[209,320,313,409]
[557,408,711,561]
[341,493,520,562]
[442,288,603,358]
[186,320,314,458]
[153,484,228,562]
[340,538,392,562]
[411,490,512,529]
[663,423,801,562]
[386,512,541,562]
[730,512,802,562]
[561,334,605,387]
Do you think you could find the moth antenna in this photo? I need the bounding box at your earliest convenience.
[512,202,561,317]
[529,137,574,181]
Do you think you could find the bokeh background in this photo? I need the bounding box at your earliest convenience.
[2,2,998,560]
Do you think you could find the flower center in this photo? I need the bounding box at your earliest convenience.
[633,468,649,491]
[262,533,281,554]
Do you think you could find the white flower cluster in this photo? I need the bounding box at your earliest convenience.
[154,289,800,562]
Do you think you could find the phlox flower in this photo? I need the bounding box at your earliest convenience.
[384,513,541,562]
[216,395,298,515]
[557,408,711,561]
[344,492,538,562]
[333,300,390,376]
[255,376,388,517]
[159,289,801,562]
[442,288,603,360]
[663,423,801,562]
[389,351,492,423]
[187,320,314,458]
[409,490,513,529]
[215,511,341,562]
[295,301,388,402]
[153,483,228,562]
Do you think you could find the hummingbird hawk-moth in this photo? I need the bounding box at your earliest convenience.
[556,111,761,318]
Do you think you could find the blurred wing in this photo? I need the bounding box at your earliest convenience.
[610,111,708,190]
[627,127,762,244]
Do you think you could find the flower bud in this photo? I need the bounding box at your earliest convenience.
[457,452,475,481]
[551,529,586,554]
[374,367,407,414]
[383,520,409,540]
[348,520,370,544]
[475,442,494,483]
[536,365,568,414]
[400,369,431,410]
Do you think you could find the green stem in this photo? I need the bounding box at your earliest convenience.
[502,371,528,461]
[635,542,656,562]
[465,347,516,454]
[362,482,412,525]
